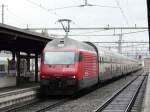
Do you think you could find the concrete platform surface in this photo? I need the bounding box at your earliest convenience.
[142,72,150,112]
[0,76,16,88]
[0,82,39,94]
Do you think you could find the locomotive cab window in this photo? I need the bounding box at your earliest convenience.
[44,52,75,65]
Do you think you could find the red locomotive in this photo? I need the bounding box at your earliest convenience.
[40,38,141,95]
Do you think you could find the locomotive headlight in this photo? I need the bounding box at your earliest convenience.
[68,75,76,79]
[72,75,76,79]
[41,75,45,79]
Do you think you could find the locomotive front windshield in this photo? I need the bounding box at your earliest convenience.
[44,52,75,64]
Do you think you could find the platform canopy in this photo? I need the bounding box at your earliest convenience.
[0,23,53,54]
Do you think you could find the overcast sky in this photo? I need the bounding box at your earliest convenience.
[0,0,148,27]
[0,0,149,55]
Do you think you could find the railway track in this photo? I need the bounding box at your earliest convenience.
[94,72,147,112]
[0,86,39,110]
[131,74,147,112]
[3,70,144,112]
[4,97,72,112]
[4,91,85,112]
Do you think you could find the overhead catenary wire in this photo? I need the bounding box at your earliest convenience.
[98,43,148,48]
[74,0,119,8]
[47,0,119,11]
[114,0,130,26]
[24,0,140,38]
[26,0,119,12]
[6,8,29,25]
[50,30,148,37]
[24,0,121,32]
[26,27,148,30]
[93,41,149,44]
[48,5,78,11]
[86,4,119,8]
[26,0,48,11]
[25,0,63,18]
[71,29,109,35]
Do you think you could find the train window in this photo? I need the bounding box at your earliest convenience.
[44,52,75,64]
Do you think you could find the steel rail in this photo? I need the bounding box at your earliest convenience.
[31,71,145,112]
[4,71,144,112]
[3,99,41,112]
[4,94,74,112]
[124,74,147,112]
[35,97,72,112]
[37,71,144,112]
[95,72,145,112]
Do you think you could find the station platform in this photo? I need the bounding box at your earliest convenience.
[0,81,39,110]
[142,71,150,112]
[0,76,16,88]
[0,82,39,94]
[0,74,37,86]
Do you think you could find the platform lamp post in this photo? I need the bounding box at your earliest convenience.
[58,19,72,38]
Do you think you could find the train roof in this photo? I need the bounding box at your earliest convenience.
[45,38,138,64]
[85,42,138,64]
[45,38,96,52]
